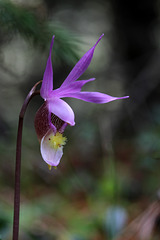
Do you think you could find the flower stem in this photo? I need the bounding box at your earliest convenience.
[12,81,41,240]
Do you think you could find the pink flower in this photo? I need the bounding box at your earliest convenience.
[35,34,129,168]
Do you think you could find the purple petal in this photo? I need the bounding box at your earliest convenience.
[40,130,63,166]
[60,34,104,87]
[49,78,95,97]
[40,36,55,99]
[60,91,129,103]
[48,98,75,126]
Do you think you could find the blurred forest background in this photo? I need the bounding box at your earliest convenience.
[0,0,160,239]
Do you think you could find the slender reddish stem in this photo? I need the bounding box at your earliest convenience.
[12,82,41,240]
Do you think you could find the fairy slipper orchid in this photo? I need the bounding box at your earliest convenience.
[34,34,129,169]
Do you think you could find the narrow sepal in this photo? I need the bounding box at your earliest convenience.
[40,36,55,99]
[60,91,129,103]
[61,34,104,87]
[49,78,95,97]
